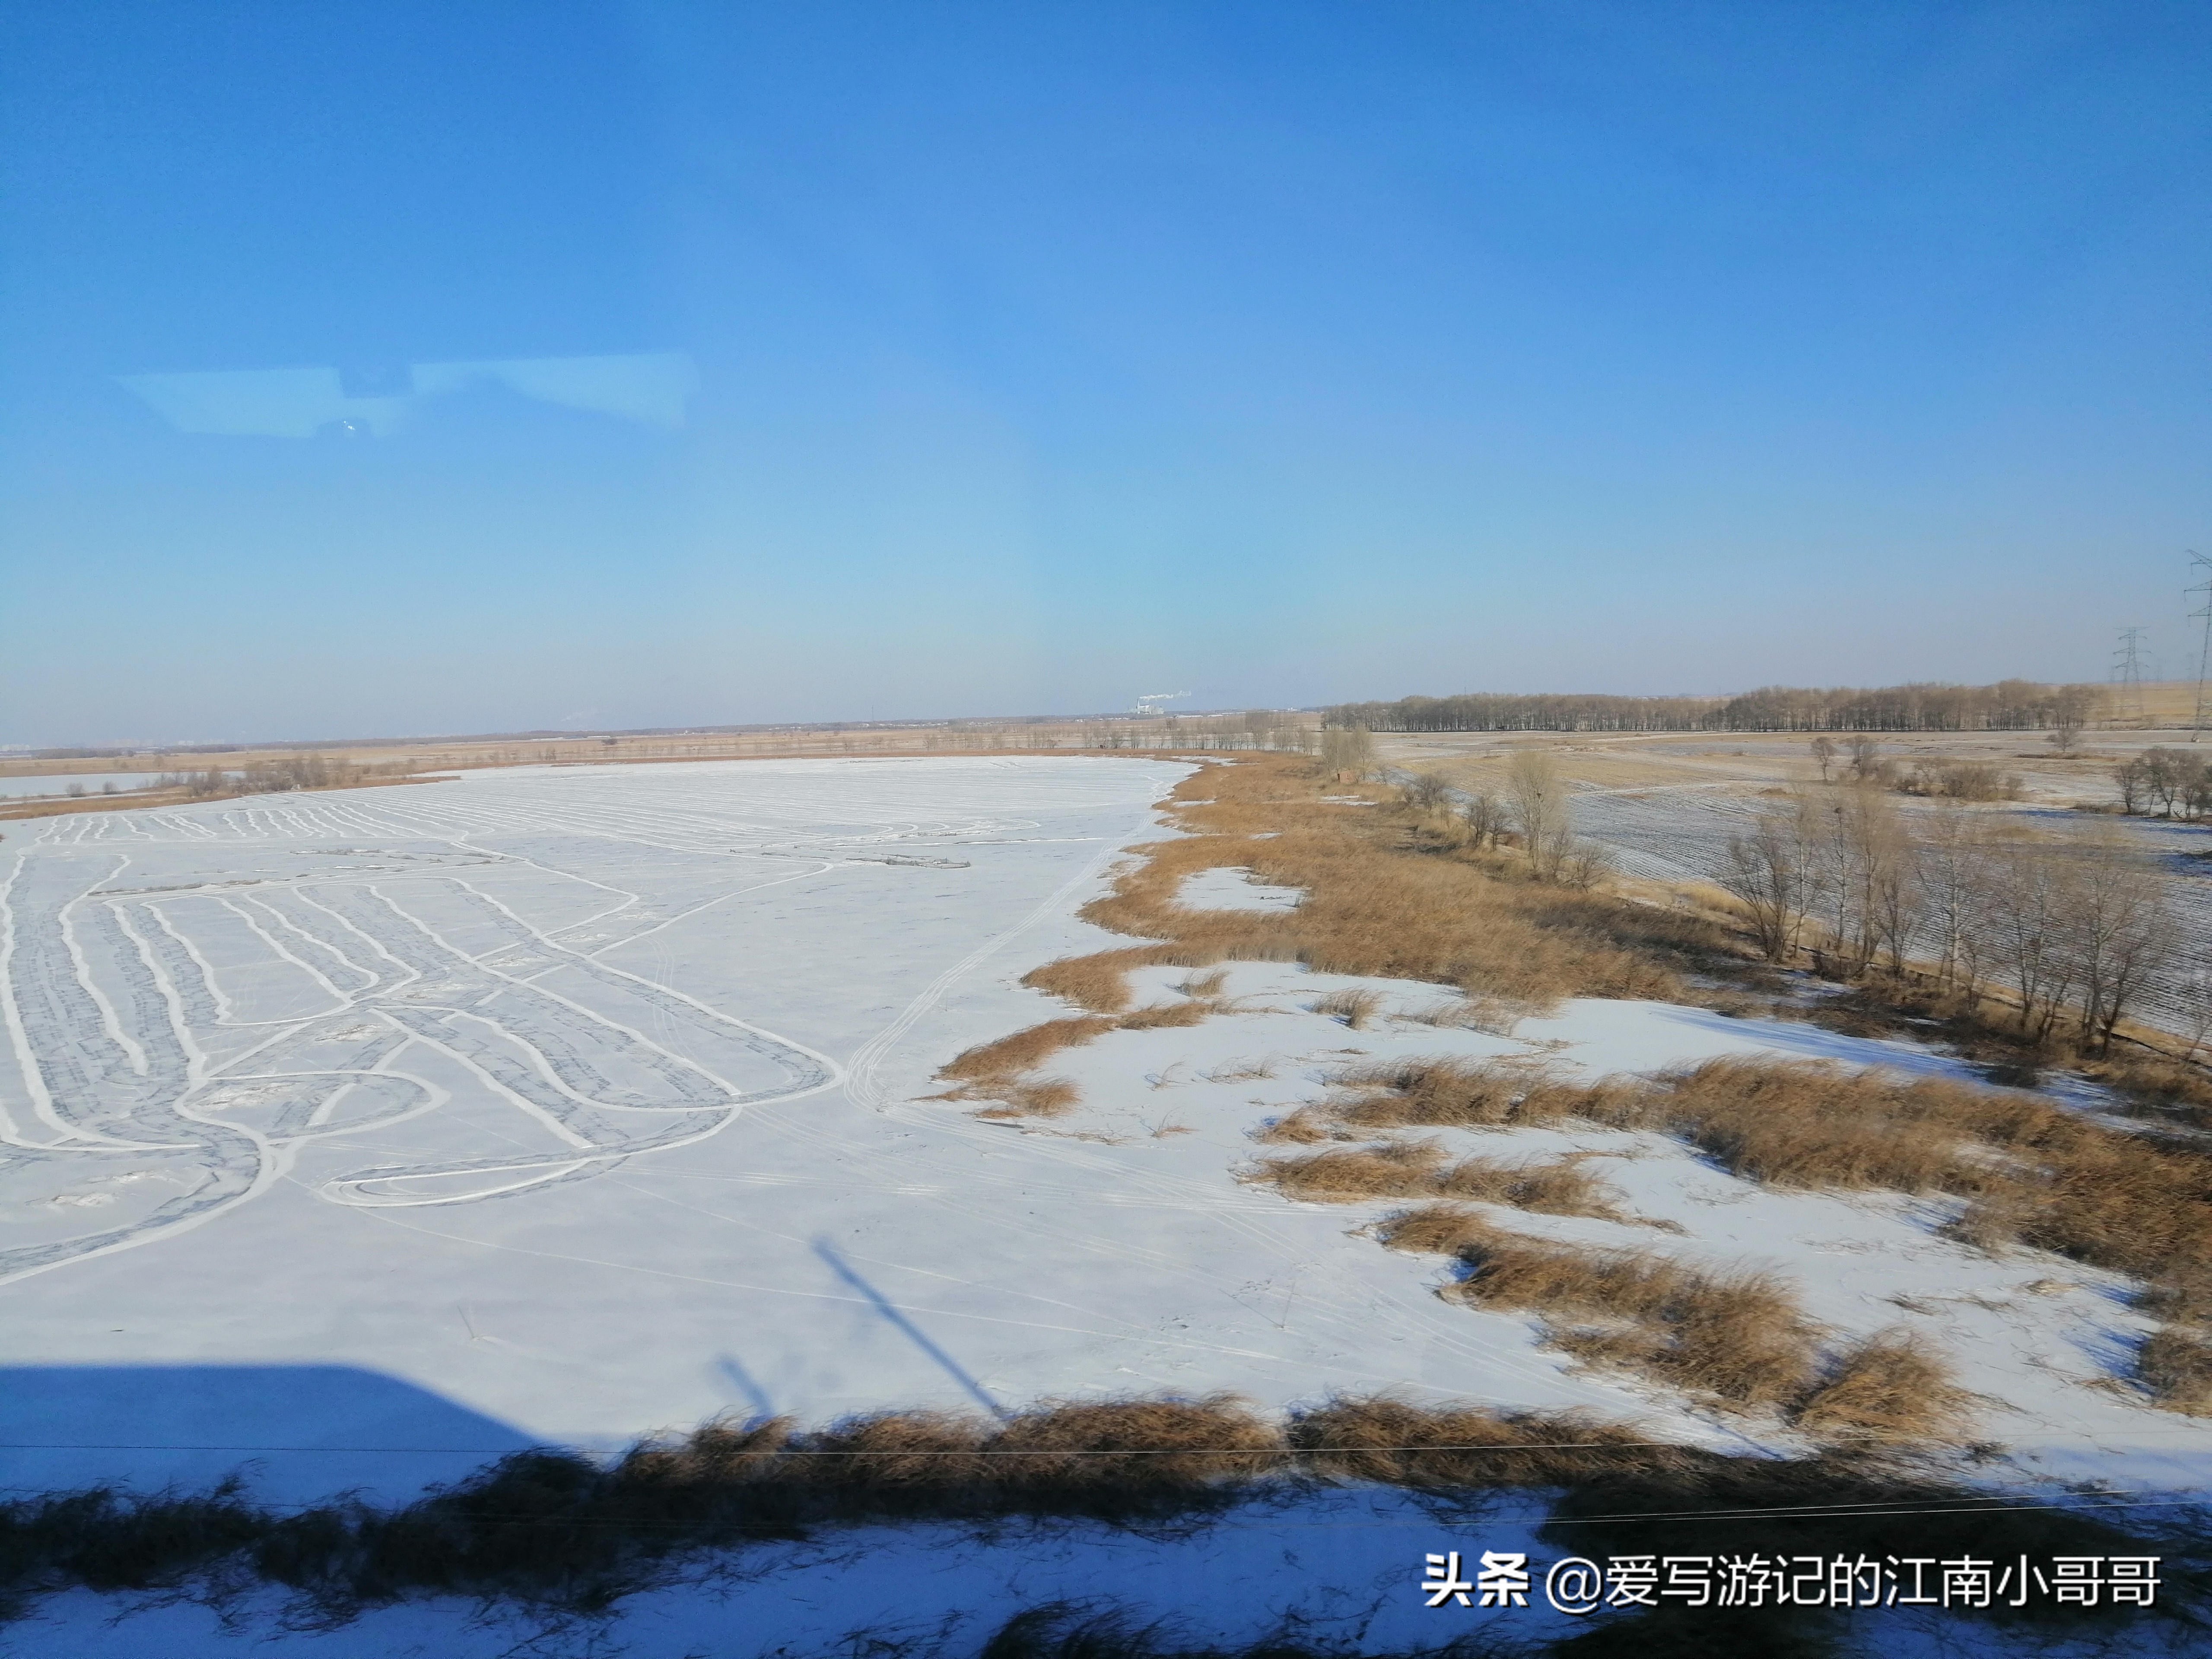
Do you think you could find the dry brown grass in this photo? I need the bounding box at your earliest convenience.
[2136,1329,2212,1415]
[1117,1001,1214,1030]
[983,1396,1284,1489]
[1021,949,1162,1015]
[1328,1054,2212,1317]
[1405,995,1529,1035]
[1432,1154,1627,1221]
[1792,1330,1967,1440]
[1203,1056,1276,1083]
[970,1078,1081,1119]
[1378,1204,1967,1434]
[1002,753,1716,1030]
[939,750,1729,1119]
[1303,1050,2212,1421]
[1250,1141,1627,1220]
[1379,1205,1818,1408]
[1249,1140,1448,1201]
[14,1385,2182,1624]
[1285,1395,1687,1488]
[1252,1105,1338,1144]
[1311,987,1383,1027]
[941,1017,1117,1086]
[1328,1058,1644,1132]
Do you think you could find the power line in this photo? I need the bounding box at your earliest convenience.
[2113,626,2150,727]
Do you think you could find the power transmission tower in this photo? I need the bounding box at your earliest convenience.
[2112,626,2150,728]
[2191,552,2212,743]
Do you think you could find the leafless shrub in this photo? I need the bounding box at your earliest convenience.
[1401,772,1453,815]
[1901,760,2022,801]
[1719,801,1815,963]
[1460,790,1504,850]
[1558,838,1617,890]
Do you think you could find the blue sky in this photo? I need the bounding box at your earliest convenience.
[2,0,2206,744]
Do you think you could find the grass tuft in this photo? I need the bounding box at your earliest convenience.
[1382,1206,1818,1407]
[1791,1329,1966,1441]
[2138,1329,2212,1415]
[1311,987,1383,1028]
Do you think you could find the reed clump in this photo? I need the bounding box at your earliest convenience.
[2136,1329,2212,1416]
[1249,1143,1627,1220]
[1791,1330,1967,1441]
[1281,1050,2212,1420]
[1376,1205,1958,1432]
[1323,1054,2212,1316]
[1311,987,1382,1028]
[1383,1207,1818,1408]
[4,1395,2190,1628]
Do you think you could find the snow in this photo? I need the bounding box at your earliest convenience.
[1175,865,1303,912]
[7,755,2211,1653]
[2,757,1192,1501]
[0,771,169,799]
[1,1494,1572,1659]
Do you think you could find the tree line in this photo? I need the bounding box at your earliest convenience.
[1329,680,2104,734]
[1717,785,2177,1054]
[156,754,386,799]
[2115,748,2212,821]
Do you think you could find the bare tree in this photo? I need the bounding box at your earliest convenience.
[1461,790,1504,850]
[2183,965,2212,1063]
[1506,750,1571,882]
[1809,734,1835,782]
[1560,838,1618,890]
[1402,771,1452,815]
[1985,835,2083,1046]
[1912,804,1996,993]
[1798,783,1910,978]
[1319,726,1376,781]
[2058,822,2174,1053]
[1865,801,1923,976]
[2047,706,2085,756]
[1845,735,1891,785]
[1718,803,1814,962]
[2114,756,2148,816]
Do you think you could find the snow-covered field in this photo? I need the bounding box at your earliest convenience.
[6,755,2209,1656]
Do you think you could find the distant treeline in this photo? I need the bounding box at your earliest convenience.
[1328,680,2104,735]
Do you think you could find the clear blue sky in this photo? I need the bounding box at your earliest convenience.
[3,1,2206,744]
